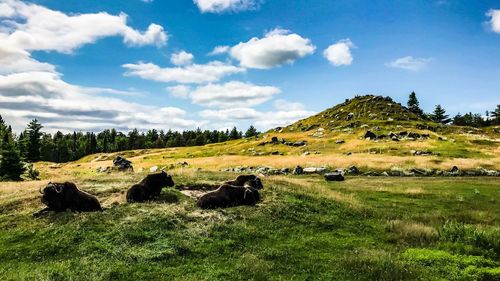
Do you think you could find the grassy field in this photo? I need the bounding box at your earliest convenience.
[0,168,499,280]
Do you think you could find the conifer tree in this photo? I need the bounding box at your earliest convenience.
[25,119,43,162]
[431,105,451,124]
[0,130,25,181]
[244,125,259,138]
[407,92,424,117]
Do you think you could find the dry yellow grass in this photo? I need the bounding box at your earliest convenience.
[386,220,439,243]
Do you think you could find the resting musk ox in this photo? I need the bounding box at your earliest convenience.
[224,174,263,190]
[197,182,261,209]
[126,171,175,202]
[33,182,102,217]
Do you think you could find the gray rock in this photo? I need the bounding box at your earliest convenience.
[324,172,345,181]
[364,131,377,140]
[303,167,328,174]
[293,165,304,175]
[149,166,158,173]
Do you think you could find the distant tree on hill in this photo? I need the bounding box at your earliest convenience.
[407,92,424,117]
[0,130,25,181]
[492,105,500,125]
[431,105,451,124]
[452,112,488,127]
[229,127,242,140]
[244,125,259,138]
[25,119,43,162]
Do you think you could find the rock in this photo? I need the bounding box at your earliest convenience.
[381,172,390,177]
[346,152,353,156]
[335,140,345,144]
[391,136,399,142]
[410,168,425,176]
[450,166,460,173]
[421,133,430,139]
[149,166,158,173]
[280,168,291,174]
[291,141,307,147]
[388,132,397,138]
[178,161,189,167]
[293,165,304,175]
[302,151,310,156]
[347,166,359,174]
[398,131,408,137]
[271,151,281,155]
[377,134,387,139]
[407,132,421,139]
[113,156,133,171]
[346,112,354,120]
[413,150,433,156]
[364,131,377,140]
[324,172,345,181]
[271,136,279,144]
[303,167,328,174]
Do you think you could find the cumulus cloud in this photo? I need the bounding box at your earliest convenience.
[208,45,230,56]
[198,100,314,130]
[0,0,167,53]
[171,51,194,66]
[122,61,245,84]
[167,85,191,99]
[187,81,280,108]
[386,56,432,71]
[193,0,260,13]
[487,9,500,33]
[0,1,199,133]
[230,28,315,69]
[323,39,355,66]
[0,72,198,132]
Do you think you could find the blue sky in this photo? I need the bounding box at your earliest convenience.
[0,0,499,133]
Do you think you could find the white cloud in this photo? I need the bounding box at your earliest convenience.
[189,81,280,107]
[208,45,230,56]
[122,61,245,84]
[0,72,198,133]
[323,39,355,66]
[230,28,315,69]
[386,56,432,71]
[198,100,314,130]
[0,0,167,54]
[0,44,55,75]
[193,0,260,13]
[171,51,194,66]
[487,9,500,33]
[167,85,191,99]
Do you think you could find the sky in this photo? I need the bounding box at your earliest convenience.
[0,0,499,133]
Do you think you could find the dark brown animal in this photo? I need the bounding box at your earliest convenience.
[126,171,175,202]
[224,174,263,189]
[197,181,261,209]
[33,182,102,217]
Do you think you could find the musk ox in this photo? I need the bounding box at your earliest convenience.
[126,171,175,202]
[197,180,262,209]
[33,182,102,217]
[224,175,263,190]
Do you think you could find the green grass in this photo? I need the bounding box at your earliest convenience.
[0,173,499,280]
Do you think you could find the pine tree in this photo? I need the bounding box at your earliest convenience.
[431,105,451,124]
[492,105,500,125]
[407,92,424,117]
[229,127,240,140]
[0,131,25,181]
[244,125,259,138]
[25,119,43,162]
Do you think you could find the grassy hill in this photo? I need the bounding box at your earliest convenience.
[0,95,499,280]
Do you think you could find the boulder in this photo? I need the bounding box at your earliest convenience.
[303,167,328,174]
[292,165,304,175]
[271,136,279,145]
[364,131,377,140]
[113,156,133,171]
[347,166,359,174]
[150,166,159,173]
[335,140,345,144]
[324,172,345,181]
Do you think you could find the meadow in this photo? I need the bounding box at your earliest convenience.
[0,168,499,280]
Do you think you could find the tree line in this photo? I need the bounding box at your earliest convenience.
[0,115,260,180]
[406,92,500,126]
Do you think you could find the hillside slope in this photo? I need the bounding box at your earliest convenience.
[283,95,429,132]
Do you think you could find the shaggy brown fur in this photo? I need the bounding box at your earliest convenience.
[126,171,175,202]
[196,182,261,209]
[34,182,102,216]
